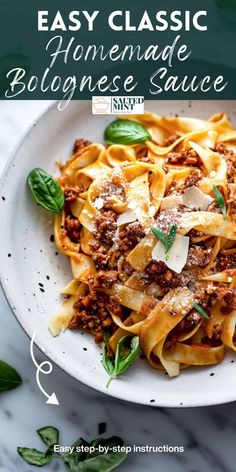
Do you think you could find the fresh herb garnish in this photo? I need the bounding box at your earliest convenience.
[37,426,59,447]
[151,224,177,255]
[213,185,227,220]
[193,303,210,319]
[18,426,127,471]
[103,335,139,387]
[18,448,52,467]
[0,360,22,392]
[27,168,64,213]
[104,119,151,145]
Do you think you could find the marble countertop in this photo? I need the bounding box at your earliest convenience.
[1,101,236,472]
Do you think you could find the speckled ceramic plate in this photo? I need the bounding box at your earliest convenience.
[1,100,236,408]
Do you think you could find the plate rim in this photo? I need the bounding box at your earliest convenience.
[1,100,236,408]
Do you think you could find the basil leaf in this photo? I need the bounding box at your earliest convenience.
[0,360,22,392]
[114,336,139,375]
[64,438,89,467]
[90,437,124,456]
[37,426,59,447]
[17,447,51,467]
[27,168,64,213]
[18,428,128,472]
[64,455,82,472]
[72,450,127,472]
[64,436,127,472]
[106,336,139,386]
[65,437,127,472]
[213,185,227,219]
[104,119,151,145]
[193,303,210,319]
[102,346,115,376]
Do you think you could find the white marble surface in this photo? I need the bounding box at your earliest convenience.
[1,101,236,472]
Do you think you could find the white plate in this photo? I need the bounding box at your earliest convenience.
[1,100,236,408]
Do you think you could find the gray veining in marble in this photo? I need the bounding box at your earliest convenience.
[0,101,236,472]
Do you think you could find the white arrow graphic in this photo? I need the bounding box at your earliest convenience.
[30,331,59,405]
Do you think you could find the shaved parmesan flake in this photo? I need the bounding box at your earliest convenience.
[48,296,76,336]
[117,209,136,226]
[152,234,190,274]
[149,205,156,217]
[183,186,213,210]
[161,195,183,210]
[93,197,104,209]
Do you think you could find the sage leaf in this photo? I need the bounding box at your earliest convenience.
[104,119,151,145]
[151,224,177,254]
[27,168,64,213]
[213,185,227,219]
[17,447,51,467]
[0,360,22,392]
[165,224,178,252]
[37,426,59,447]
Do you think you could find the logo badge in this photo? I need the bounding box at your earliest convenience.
[92,96,144,114]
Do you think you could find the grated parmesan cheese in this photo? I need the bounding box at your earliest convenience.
[93,197,104,209]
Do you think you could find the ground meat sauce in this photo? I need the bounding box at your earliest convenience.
[185,246,212,269]
[90,241,110,270]
[63,186,85,242]
[64,186,83,208]
[73,138,92,154]
[165,309,202,350]
[118,257,134,279]
[215,250,236,271]
[138,155,154,163]
[64,215,80,243]
[228,184,236,219]
[207,200,221,214]
[135,146,153,163]
[98,182,126,211]
[69,292,122,343]
[178,169,202,192]
[88,270,118,289]
[166,148,201,166]
[221,288,236,314]
[145,261,181,291]
[201,332,223,348]
[214,142,236,183]
[93,211,117,246]
[164,133,179,146]
[188,228,206,242]
[118,221,145,252]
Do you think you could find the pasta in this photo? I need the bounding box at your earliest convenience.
[48,112,236,378]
